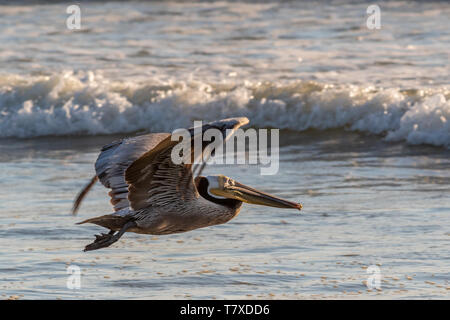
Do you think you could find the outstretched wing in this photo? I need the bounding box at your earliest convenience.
[94,133,170,214]
[125,117,249,212]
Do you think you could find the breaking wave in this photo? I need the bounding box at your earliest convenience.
[0,71,448,147]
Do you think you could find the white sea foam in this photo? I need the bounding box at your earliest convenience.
[0,71,448,148]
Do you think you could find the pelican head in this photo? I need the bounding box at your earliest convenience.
[197,175,302,210]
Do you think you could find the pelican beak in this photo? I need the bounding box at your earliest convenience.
[211,178,302,211]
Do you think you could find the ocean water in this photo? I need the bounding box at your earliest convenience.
[0,0,449,299]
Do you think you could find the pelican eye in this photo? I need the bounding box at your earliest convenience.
[223,178,235,189]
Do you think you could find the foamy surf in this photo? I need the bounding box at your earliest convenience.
[0,71,448,148]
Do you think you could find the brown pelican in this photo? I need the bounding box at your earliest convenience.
[73,117,302,251]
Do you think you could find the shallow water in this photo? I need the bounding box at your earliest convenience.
[0,0,449,299]
[1,131,449,299]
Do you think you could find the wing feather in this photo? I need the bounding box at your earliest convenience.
[73,117,249,217]
[94,133,170,213]
[125,117,249,212]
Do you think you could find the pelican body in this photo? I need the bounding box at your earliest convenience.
[73,118,302,251]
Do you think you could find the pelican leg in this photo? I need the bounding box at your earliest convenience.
[83,221,137,252]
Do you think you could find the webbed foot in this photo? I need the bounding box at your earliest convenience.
[84,231,118,251]
[83,220,137,252]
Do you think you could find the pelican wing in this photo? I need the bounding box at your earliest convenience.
[125,117,249,211]
[94,133,170,213]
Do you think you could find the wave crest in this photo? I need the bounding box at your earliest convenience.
[0,71,448,147]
